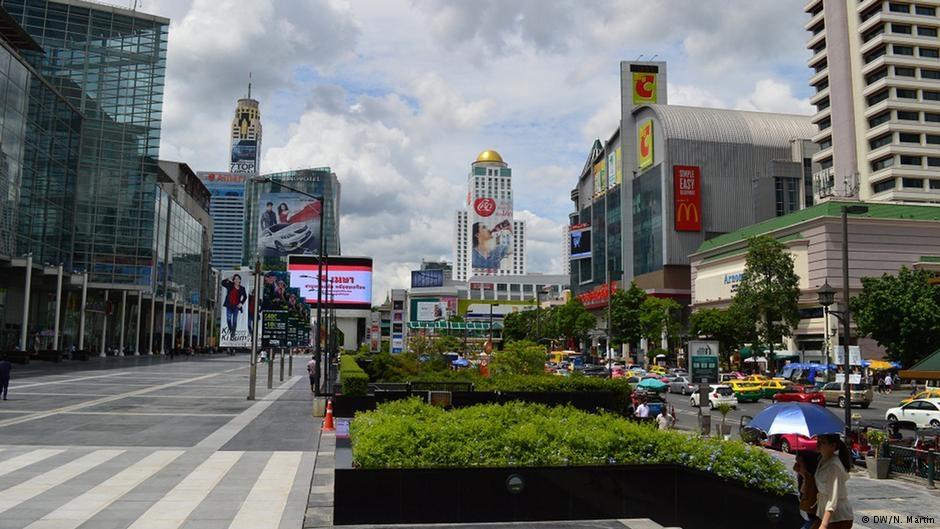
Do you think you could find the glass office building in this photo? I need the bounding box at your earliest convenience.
[1,0,169,287]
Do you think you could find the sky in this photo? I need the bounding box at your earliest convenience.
[149,0,815,304]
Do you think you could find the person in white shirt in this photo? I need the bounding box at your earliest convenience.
[814,434,854,529]
[635,401,650,419]
[655,408,674,430]
[884,373,893,394]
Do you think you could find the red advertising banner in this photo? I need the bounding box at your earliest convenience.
[577,281,619,310]
[673,165,702,232]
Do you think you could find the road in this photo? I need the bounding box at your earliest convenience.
[0,354,322,529]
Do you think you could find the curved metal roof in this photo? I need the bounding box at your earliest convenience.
[636,104,815,148]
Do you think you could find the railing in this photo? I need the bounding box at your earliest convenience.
[888,445,937,488]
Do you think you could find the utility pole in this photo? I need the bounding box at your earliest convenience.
[248,260,260,400]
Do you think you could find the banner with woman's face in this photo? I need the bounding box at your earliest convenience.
[471,196,513,273]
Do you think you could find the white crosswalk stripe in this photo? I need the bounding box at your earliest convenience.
[23,450,184,529]
[228,451,303,529]
[126,450,243,529]
[0,448,65,478]
[0,449,124,515]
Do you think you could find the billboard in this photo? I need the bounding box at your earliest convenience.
[416,301,448,321]
[615,147,622,186]
[593,159,607,196]
[688,340,719,384]
[632,71,658,105]
[258,192,322,258]
[470,196,513,273]
[411,269,445,288]
[198,171,246,191]
[219,269,254,348]
[461,301,535,320]
[834,345,862,366]
[638,119,654,170]
[288,256,373,310]
[673,165,702,232]
[607,150,617,189]
[569,223,591,260]
[231,139,258,174]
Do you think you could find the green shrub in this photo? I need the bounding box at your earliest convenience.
[340,355,369,396]
[350,399,795,496]
[490,340,546,376]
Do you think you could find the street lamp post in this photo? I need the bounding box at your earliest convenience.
[816,204,868,440]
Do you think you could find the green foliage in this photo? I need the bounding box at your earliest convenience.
[716,403,733,417]
[339,355,369,396]
[732,235,801,357]
[640,296,681,350]
[689,306,754,369]
[502,310,536,342]
[610,282,647,349]
[553,298,596,344]
[491,340,546,376]
[866,429,887,458]
[850,267,940,367]
[434,335,465,354]
[350,399,795,495]
[407,334,435,356]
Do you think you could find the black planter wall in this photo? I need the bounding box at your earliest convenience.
[334,464,801,529]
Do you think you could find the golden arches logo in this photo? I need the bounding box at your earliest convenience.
[677,202,699,223]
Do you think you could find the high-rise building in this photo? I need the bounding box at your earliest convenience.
[230,94,261,175]
[806,0,940,202]
[198,171,246,269]
[454,150,526,281]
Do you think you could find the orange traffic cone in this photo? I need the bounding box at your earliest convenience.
[322,398,335,432]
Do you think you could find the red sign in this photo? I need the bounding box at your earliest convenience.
[469,282,494,290]
[673,165,701,232]
[577,281,619,310]
[474,197,496,217]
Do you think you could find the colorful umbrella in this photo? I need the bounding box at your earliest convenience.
[746,402,844,438]
[637,378,667,390]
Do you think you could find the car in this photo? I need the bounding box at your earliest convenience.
[669,368,688,377]
[762,433,817,454]
[689,384,738,410]
[885,398,940,429]
[625,376,641,384]
[726,380,763,403]
[819,382,873,408]
[744,374,769,382]
[259,223,313,253]
[668,376,696,395]
[901,389,940,406]
[581,365,608,377]
[758,379,793,399]
[661,374,679,384]
[772,384,826,406]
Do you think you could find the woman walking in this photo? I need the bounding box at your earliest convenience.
[793,450,820,529]
[813,434,854,529]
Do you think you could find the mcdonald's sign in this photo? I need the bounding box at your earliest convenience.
[632,72,657,104]
[673,165,701,232]
[638,120,653,170]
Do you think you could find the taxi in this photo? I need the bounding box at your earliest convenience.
[744,374,769,382]
[758,379,792,399]
[648,365,668,375]
[726,380,763,403]
[900,388,940,406]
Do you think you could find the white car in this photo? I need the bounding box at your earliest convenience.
[885,398,940,429]
[689,384,738,410]
[260,223,313,253]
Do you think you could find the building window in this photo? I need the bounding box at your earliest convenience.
[866,67,889,84]
[818,117,831,130]
[869,112,891,127]
[871,156,895,171]
[897,88,918,99]
[819,157,833,170]
[894,45,915,56]
[924,69,940,79]
[815,79,829,93]
[930,180,940,189]
[900,155,922,165]
[819,138,833,150]
[903,178,925,188]
[927,112,940,121]
[873,179,896,193]
[870,134,893,149]
[927,135,940,144]
[898,110,920,121]
[865,47,887,63]
[926,91,940,101]
[919,26,938,37]
[868,90,890,105]
[864,25,885,42]
[917,5,937,15]
[921,47,940,58]
[899,132,921,143]
[895,66,916,77]
[890,2,911,13]
[892,24,913,34]
[929,157,940,166]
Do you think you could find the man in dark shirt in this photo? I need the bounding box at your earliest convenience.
[260,202,277,232]
[0,358,12,400]
[221,274,247,340]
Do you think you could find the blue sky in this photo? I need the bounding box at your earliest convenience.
[153,0,814,302]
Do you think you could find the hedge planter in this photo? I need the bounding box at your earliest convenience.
[333,390,628,417]
[334,463,801,528]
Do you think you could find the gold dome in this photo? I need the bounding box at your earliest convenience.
[475,150,504,164]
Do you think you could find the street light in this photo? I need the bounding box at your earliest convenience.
[817,281,836,383]
[816,204,868,440]
[249,176,327,394]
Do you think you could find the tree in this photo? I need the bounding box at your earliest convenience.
[731,235,801,362]
[502,310,536,342]
[491,340,546,376]
[689,306,754,370]
[610,282,647,351]
[851,266,940,367]
[434,335,464,354]
[407,333,434,357]
[552,299,596,349]
[639,296,681,353]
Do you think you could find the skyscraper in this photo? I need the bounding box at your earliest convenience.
[454,150,526,282]
[230,91,262,175]
[806,0,940,201]
[198,171,246,269]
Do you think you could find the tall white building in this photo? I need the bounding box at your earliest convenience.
[807,0,940,202]
[454,150,526,281]
[562,225,570,275]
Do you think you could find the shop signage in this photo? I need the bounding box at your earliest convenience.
[632,72,657,104]
[673,165,702,232]
[577,281,619,310]
[638,120,654,170]
[688,340,719,384]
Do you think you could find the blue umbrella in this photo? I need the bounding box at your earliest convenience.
[637,378,667,390]
[451,358,470,367]
[746,402,844,438]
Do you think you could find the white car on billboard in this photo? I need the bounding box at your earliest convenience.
[260,223,313,253]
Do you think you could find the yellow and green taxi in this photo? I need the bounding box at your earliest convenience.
[727,380,763,403]
[900,388,940,405]
[758,379,793,399]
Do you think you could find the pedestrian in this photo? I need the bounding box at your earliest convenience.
[884,372,893,394]
[877,375,885,394]
[307,356,318,393]
[793,450,820,529]
[0,357,11,400]
[813,434,854,529]
[635,399,650,419]
[655,407,674,430]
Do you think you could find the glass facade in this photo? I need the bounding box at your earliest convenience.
[2,0,169,285]
[154,187,207,305]
[0,40,31,258]
[632,165,663,276]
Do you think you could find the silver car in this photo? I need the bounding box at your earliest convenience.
[260,223,313,253]
[668,376,696,395]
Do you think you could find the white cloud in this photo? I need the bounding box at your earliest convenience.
[735,79,813,115]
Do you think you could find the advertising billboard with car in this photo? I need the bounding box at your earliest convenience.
[470,196,513,274]
[257,192,322,259]
[288,256,373,310]
[231,139,258,174]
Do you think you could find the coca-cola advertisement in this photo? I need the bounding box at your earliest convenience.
[471,196,513,273]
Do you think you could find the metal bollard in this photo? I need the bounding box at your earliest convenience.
[929,450,936,489]
[267,353,273,389]
[288,352,293,376]
[279,349,285,382]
